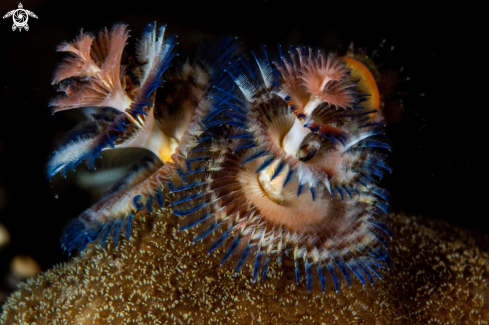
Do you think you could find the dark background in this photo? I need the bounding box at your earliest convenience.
[0,0,484,303]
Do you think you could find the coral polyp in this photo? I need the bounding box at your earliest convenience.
[47,23,393,292]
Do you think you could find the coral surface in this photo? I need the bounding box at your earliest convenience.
[2,210,488,324]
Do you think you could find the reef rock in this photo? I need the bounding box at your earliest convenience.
[1,211,488,324]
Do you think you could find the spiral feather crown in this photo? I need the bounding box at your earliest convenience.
[48,23,393,292]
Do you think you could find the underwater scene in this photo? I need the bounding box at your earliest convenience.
[0,0,486,324]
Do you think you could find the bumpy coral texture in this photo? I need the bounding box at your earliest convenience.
[1,209,488,324]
